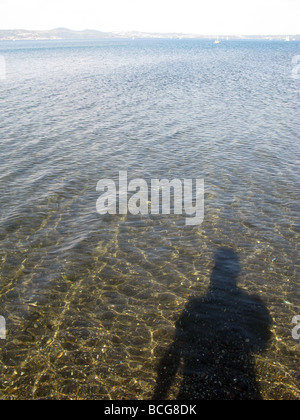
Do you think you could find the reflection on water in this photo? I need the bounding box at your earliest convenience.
[0,39,299,399]
[154,248,272,400]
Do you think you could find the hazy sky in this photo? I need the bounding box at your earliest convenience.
[0,0,299,35]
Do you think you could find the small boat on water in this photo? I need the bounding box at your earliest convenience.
[214,35,221,44]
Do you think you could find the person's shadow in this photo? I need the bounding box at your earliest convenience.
[153,248,272,400]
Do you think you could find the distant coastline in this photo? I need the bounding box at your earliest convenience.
[0,28,299,41]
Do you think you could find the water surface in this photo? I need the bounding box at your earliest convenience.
[0,39,299,399]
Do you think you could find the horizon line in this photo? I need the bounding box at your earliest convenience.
[0,28,299,37]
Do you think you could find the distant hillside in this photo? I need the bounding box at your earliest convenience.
[0,28,299,41]
[0,28,116,40]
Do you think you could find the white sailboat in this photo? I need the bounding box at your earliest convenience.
[214,35,221,44]
[285,35,290,42]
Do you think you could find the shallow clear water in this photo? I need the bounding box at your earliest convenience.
[0,39,299,399]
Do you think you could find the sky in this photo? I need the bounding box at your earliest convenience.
[0,0,299,35]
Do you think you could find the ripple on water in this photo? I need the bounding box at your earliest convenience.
[0,39,299,400]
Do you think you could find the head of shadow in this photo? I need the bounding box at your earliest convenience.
[153,248,272,400]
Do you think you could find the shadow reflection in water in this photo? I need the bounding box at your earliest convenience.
[153,248,272,400]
